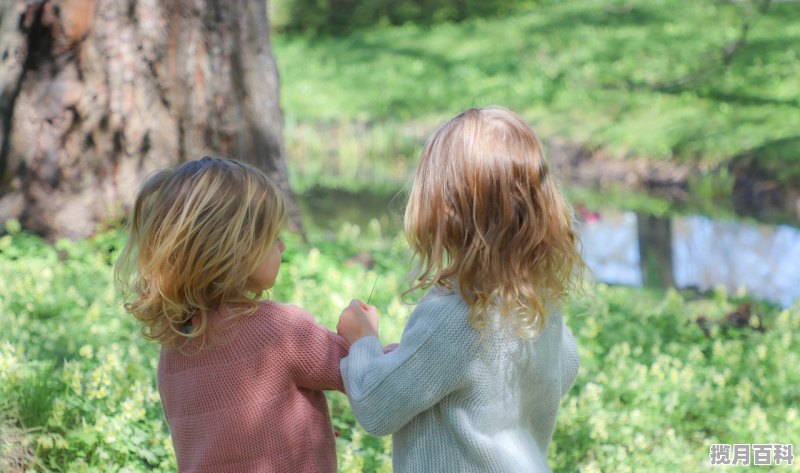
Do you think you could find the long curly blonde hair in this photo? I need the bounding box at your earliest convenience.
[115,157,287,348]
[404,107,585,336]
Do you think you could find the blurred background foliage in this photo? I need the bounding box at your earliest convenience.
[272,0,800,219]
[271,0,540,35]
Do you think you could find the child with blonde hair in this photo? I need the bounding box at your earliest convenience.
[338,106,585,472]
[116,156,349,472]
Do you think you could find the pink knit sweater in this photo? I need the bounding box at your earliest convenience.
[158,301,349,472]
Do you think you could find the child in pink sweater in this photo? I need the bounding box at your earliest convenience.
[116,156,349,472]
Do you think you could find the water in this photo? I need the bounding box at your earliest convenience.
[300,190,800,308]
[578,209,800,307]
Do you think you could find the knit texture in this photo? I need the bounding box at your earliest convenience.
[341,286,579,473]
[158,301,349,473]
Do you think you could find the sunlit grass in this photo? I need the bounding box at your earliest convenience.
[275,0,800,194]
[2,222,798,471]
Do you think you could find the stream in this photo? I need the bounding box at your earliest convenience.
[299,188,800,308]
[577,209,800,307]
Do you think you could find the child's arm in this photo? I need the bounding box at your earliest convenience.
[283,307,350,392]
[560,322,579,396]
[339,295,470,436]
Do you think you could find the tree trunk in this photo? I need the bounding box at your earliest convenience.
[637,213,675,288]
[0,0,302,239]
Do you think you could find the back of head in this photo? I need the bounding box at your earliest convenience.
[115,156,287,348]
[404,106,584,336]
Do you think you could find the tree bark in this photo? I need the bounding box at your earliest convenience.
[0,0,302,239]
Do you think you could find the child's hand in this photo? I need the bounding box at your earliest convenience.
[382,343,399,354]
[337,299,379,344]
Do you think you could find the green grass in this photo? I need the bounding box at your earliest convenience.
[275,0,800,195]
[1,220,798,471]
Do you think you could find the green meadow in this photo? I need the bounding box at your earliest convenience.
[1,222,798,471]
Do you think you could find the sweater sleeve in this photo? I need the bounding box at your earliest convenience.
[340,293,471,436]
[283,307,350,392]
[560,321,579,396]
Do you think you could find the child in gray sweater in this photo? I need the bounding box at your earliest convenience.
[337,106,586,472]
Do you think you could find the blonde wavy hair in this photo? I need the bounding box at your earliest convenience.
[404,106,585,337]
[115,156,287,348]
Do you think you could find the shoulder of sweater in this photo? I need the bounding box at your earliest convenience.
[406,287,472,334]
[415,287,461,312]
[256,300,313,319]
[231,300,317,336]
[420,285,466,309]
[255,301,342,342]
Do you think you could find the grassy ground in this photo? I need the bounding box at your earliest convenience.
[274,0,800,196]
[1,220,798,471]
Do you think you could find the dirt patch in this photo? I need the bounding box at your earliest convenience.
[728,137,800,223]
[546,137,695,202]
[0,418,36,473]
[545,137,800,223]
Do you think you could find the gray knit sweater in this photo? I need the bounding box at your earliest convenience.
[340,286,579,472]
